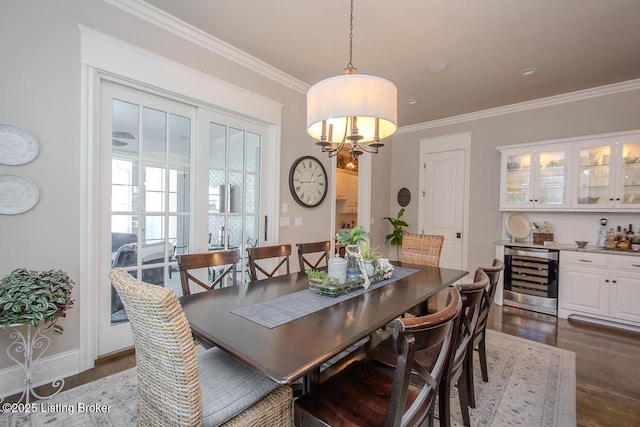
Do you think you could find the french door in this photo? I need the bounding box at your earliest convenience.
[98,81,275,355]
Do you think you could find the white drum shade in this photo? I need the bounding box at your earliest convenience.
[307,74,397,143]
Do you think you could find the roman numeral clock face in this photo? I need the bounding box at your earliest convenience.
[288,156,328,207]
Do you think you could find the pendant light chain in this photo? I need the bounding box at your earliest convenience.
[347,0,355,71]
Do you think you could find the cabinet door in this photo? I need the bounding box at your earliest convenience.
[501,151,533,209]
[610,272,640,323]
[536,148,570,208]
[336,172,347,200]
[346,174,358,208]
[573,142,614,209]
[617,141,640,208]
[560,266,609,316]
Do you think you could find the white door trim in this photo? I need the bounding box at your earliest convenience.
[418,132,471,271]
[79,27,282,371]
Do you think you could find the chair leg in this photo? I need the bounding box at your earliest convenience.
[457,372,471,427]
[438,377,451,427]
[479,333,489,382]
[466,347,476,408]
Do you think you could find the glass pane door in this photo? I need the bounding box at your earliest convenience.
[621,142,640,206]
[504,153,531,207]
[576,144,611,207]
[537,150,567,207]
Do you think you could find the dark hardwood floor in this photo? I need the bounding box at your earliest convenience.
[487,305,640,427]
[6,305,640,426]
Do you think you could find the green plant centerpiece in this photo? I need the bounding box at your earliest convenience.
[0,268,75,335]
[384,208,408,260]
[335,225,373,288]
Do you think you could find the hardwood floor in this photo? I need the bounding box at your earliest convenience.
[6,305,640,426]
[487,305,640,427]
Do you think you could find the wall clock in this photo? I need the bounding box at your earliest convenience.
[289,156,328,207]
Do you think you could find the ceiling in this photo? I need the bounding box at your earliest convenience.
[143,0,640,127]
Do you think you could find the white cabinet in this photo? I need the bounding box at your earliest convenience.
[499,146,570,210]
[498,129,640,212]
[559,251,640,326]
[572,136,640,210]
[336,169,357,213]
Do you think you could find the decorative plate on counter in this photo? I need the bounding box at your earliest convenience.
[0,174,39,214]
[505,213,531,240]
[0,124,39,165]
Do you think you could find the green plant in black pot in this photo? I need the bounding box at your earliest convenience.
[384,208,408,260]
[0,268,75,335]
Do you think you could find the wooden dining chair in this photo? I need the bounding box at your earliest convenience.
[108,268,293,426]
[294,287,462,427]
[177,249,240,296]
[368,270,487,427]
[247,244,291,281]
[296,240,331,272]
[401,233,444,314]
[467,258,505,408]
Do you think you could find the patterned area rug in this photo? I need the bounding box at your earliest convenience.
[0,330,575,426]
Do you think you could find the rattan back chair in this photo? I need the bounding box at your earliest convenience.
[400,233,444,266]
[108,268,293,426]
[247,244,291,281]
[296,240,331,272]
[178,249,240,296]
[295,287,462,427]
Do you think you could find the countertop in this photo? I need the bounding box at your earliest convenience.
[495,240,640,257]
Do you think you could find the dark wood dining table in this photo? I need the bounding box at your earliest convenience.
[179,263,467,386]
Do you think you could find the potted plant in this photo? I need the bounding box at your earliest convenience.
[336,225,370,283]
[360,242,381,276]
[384,208,408,260]
[0,268,75,335]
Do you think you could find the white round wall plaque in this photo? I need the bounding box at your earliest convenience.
[0,124,39,165]
[0,174,40,214]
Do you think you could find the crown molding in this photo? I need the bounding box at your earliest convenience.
[398,78,640,134]
[102,0,309,94]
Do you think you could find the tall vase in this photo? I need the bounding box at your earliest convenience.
[345,245,361,282]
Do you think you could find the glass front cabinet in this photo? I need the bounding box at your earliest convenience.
[499,130,640,211]
[500,146,570,210]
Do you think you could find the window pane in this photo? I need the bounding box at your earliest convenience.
[144,166,166,212]
[246,174,259,214]
[112,99,139,156]
[229,127,244,171]
[246,132,260,173]
[227,215,243,248]
[229,172,244,213]
[208,170,226,213]
[168,215,189,255]
[143,215,165,245]
[112,159,139,212]
[169,166,189,213]
[208,215,225,248]
[169,114,190,164]
[245,216,259,248]
[209,122,226,169]
[142,107,166,162]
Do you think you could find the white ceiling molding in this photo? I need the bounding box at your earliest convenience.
[102,0,309,94]
[398,78,640,134]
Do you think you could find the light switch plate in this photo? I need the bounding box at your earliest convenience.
[280,216,290,227]
[294,217,303,227]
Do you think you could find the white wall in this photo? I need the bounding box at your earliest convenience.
[390,86,640,273]
[1,0,379,379]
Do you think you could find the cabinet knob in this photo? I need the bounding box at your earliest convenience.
[612,280,617,284]
[616,198,621,201]
[605,279,610,283]
[610,198,614,201]
[534,199,538,202]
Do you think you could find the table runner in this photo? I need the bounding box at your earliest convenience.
[231,267,419,328]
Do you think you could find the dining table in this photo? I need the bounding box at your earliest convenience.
[179,262,468,389]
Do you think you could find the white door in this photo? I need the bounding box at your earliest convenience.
[419,133,470,271]
[99,82,277,355]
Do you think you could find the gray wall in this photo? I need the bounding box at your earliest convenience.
[390,88,640,273]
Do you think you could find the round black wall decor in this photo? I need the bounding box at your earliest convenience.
[397,187,411,207]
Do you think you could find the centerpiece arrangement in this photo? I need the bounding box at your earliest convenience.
[306,225,394,296]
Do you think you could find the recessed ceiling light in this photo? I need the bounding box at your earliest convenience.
[427,61,449,73]
[520,67,536,76]
[407,98,418,105]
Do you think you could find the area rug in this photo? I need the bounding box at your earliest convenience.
[0,329,575,426]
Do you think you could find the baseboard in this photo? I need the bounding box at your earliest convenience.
[0,350,80,399]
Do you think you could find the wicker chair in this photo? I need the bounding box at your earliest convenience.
[401,233,444,314]
[109,268,293,426]
[467,258,505,408]
[295,287,462,427]
[247,244,292,281]
[296,241,331,272]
